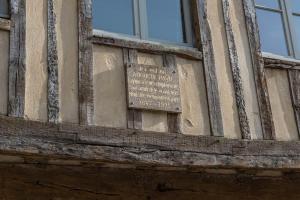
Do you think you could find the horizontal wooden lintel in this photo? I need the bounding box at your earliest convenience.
[0,116,300,170]
[264,55,300,70]
[0,18,10,31]
[92,33,203,60]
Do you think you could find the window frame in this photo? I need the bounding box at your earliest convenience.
[255,0,300,60]
[0,0,10,19]
[92,0,194,47]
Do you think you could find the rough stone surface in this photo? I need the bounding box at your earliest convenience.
[138,53,168,133]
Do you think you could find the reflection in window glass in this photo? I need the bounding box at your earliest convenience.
[147,0,185,43]
[290,0,300,13]
[93,0,135,35]
[293,16,300,52]
[255,0,280,9]
[256,9,289,56]
[0,0,9,17]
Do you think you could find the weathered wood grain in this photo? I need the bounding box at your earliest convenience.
[92,34,203,60]
[1,116,300,170]
[288,70,300,139]
[222,0,251,139]
[1,164,300,200]
[47,0,59,123]
[0,18,10,31]
[78,0,94,125]
[163,54,182,134]
[8,0,26,118]
[193,0,224,137]
[123,49,142,130]
[264,57,300,70]
[242,0,275,140]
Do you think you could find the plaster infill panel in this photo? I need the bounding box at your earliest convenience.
[207,0,241,139]
[229,0,263,139]
[55,0,79,123]
[93,45,127,128]
[25,0,48,122]
[177,57,210,136]
[137,53,168,133]
[0,30,9,115]
[266,69,298,141]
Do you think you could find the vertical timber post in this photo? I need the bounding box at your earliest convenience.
[222,0,251,139]
[242,0,275,140]
[8,0,26,118]
[78,0,94,125]
[47,0,59,123]
[288,70,300,138]
[193,0,224,137]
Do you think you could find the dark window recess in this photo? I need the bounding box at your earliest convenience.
[255,0,300,59]
[92,0,194,46]
[0,0,9,18]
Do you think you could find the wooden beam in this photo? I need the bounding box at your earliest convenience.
[222,0,251,139]
[163,54,182,134]
[242,0,275,140]
[8,0,26,118]
[78,0,94,125]
[1,164,300,200]
[1,116,300,170]
[264,57,300,70]
[47,0,59,123]
[288,70,300,139]
[193,0,224,137]
[0,18,10,31]
[123,49,142,130]
[92,34,203,60]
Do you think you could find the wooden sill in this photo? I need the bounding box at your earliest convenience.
[0,18,10,31]
[92,30,203,60]
[263,52,300,70]
[1,115,300,170]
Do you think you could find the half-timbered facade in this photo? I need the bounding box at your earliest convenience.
[0,0,300,199]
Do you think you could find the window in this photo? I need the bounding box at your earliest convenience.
[255,0,300,59]
[93,0,194,46]
[0,0,9,18]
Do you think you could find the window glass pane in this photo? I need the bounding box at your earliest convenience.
[255,0,280,9]
[0,0,9,17]
[93,0,134,35]
[293,16,300,56]
[290,0,300,13]
[146,0,186,43]
[256,9,289,56]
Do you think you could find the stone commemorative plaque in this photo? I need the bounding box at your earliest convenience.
[126,63,182,113]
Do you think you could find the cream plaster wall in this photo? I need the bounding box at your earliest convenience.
[4,0,298,142]
[0,30,9,115]
[229,0,263,139]
[55,0,79,123]
[207,0,241,139]
[25,0,48,122]
[266,69,298,141]
[93,45,127,128]
[177,58,210,136]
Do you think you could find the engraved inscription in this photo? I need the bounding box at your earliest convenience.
[126,63,182,113]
